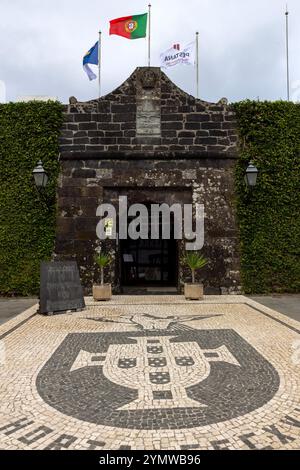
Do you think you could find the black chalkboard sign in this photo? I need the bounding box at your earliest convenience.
[40,261,85,315]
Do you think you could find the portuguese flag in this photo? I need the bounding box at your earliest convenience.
[109,13,148,40]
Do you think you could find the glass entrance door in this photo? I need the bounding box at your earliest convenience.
[121,237,177,286]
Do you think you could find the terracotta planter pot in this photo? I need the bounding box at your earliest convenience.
[93,284,112,301]
[184,283,204,300]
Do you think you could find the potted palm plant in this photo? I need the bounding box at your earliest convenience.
[183,251,208,300]
[93,253,112,301]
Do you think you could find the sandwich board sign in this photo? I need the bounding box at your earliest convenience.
[40,261,85,315]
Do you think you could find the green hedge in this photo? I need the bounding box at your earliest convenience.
[233,100,300,294]
[0,101,63,296]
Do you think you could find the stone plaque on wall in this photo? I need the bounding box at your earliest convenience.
[136,68,161,138]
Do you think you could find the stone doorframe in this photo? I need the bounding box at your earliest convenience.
[102,187,193,293]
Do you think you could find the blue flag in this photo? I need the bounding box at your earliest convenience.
[83,41,99,81]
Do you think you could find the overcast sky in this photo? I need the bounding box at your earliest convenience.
[0,0,299,103]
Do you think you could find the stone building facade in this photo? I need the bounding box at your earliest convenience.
[56,67,241,294]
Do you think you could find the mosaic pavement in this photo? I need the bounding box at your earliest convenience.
[0,295,299,450]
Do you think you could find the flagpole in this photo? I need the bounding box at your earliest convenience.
[148,4,151,67]
[98,31,102,98]
[285,6,290,101]
[196,31,199,99]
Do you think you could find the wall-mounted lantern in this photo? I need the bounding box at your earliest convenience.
[245,161,259,188]
[32,160,49,190]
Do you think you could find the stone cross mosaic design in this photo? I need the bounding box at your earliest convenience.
[70,335,240,410]
[36,326,280,430]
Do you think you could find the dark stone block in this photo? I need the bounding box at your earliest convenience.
[88,131,104,137]
[58,186,83,197]
[67,124,79,131]
[162,138,179,144]
[76,231,97,241]
[56,217,75,235]
[217,137,231,146]
[209,130,228,137]
[85,145,106,151]
[161,114,183,121]
[117,138,131,144]
[188,145,206,151]
[72,168,96,178]
[105,131,123,137]
[179,138,194,145]
[178,131,195,138]
[99,138,117,145]
[95,113,112,122]
[73,138,89,145]
[161,122,183,130]
[195,137,217,145]
[55,239,75,254]
[80,186,103,197]
[75,217,98,232]
[99,123,121,131]
[195,130,210,136]
[121,122,136,130]
[113,113,135,122]
[161,130,177,137]
[57,196,80,209]
[73,114,91,122]
[186,114,210,122]
[185,123,201,130]
[74,131,88,138]
[169,145,183,151]
[211,114,224,122]
[78,123,97,130]
[201,122,222,129]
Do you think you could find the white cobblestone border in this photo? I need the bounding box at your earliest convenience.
[0,295,299,339]
[0,304,38,338]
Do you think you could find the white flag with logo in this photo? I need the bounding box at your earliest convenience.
[160,42,196,69]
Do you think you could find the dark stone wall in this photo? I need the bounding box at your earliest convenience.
[56,67,241,294]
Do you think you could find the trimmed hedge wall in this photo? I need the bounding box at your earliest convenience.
[0,101,63,295]
[233,100,300,294]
